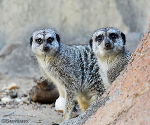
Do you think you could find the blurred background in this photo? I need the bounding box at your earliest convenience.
[0,0,149,90]
[0,0,150,48]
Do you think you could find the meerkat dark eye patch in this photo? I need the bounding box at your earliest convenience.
[47,37,54,44]
[109,33,118,39]
[121,32,126,45]
[95,34,104,43]
[36,38,43,44]
[30,36,33,47]
[56,34,60,43]
[89,39,93,48]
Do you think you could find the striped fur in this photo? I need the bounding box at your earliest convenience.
[30,29,105,121]
[90,27,131,90]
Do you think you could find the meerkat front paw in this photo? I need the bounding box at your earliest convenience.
[55,96,66,113]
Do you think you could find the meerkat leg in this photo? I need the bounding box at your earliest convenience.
[63,92,75,121]
[76,93,90,112]
[57,85,65,98]
[55,85,66,112]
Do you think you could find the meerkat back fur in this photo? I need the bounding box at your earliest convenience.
[90,27,131,90]
[30,29,105,121]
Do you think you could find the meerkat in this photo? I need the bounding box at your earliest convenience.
[30,29,105,121]
[89,27,131,90]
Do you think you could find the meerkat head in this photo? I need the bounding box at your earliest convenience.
[89,27,126,58]
[30,29,60,56]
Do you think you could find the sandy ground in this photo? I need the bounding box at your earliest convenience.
[0,104,63,125]
[0,79,63,125]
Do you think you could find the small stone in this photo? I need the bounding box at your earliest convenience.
[1,104,6,108]
[1,85,7,91]
[15,105,19,108]
[0,92,7,99]
[51,103,55,107]
[9,91,18,98]
[19,101,23,105]
[1,97,12,104]
[0,101,3,105]
[31,101,35,105]
[22,94,28,97]
[14,98,22,104]
[6,104,12,109]
[22,97,29,104]
[7,83,19,90]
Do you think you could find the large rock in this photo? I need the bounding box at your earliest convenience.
[61,18,150,125]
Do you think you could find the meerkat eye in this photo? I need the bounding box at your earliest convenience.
[96,35,103,42]
[36,38,43,44]
[47,37,54,44]
[109,33,118,39]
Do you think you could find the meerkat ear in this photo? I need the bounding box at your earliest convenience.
[89,39,93,48]
[121,32,126,45]
[30,36,33,47]
[56,33,60,43]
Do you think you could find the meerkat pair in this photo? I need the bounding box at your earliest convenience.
[30,27,131,122]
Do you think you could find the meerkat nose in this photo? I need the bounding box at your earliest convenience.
[43,45,50,52]
[105,41,111,48]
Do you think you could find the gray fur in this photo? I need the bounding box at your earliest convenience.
[30,29,105,121]
[60,27,131,125]
[90,27,131,89]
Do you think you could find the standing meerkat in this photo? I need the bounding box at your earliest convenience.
[30,29,105,121]
[89,27,131,90]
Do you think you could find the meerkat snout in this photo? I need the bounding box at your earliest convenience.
[104,39,112,50]
[43,43,50,52]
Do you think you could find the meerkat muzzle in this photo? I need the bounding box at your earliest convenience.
[43,44,50,52]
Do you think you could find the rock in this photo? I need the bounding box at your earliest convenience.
[29,84,59,104]
[21,94,28,97]
[0,70,7,80]
[14,98,22,104]
[1,84,7,91]
[21,97,30,104]
[35,77,56,91]
[7,83,19,90]
[6,104,12,109]
[19,101,23,105]
[9,91,18,98]
[1,97,12,104]
[0,91,7,99]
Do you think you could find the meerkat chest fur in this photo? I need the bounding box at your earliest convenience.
[36,43,103,93]
[36,55,61,85]
[97,55,117,90]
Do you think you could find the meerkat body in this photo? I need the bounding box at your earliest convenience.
[90,27,131,89]
[30,29,105,121]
